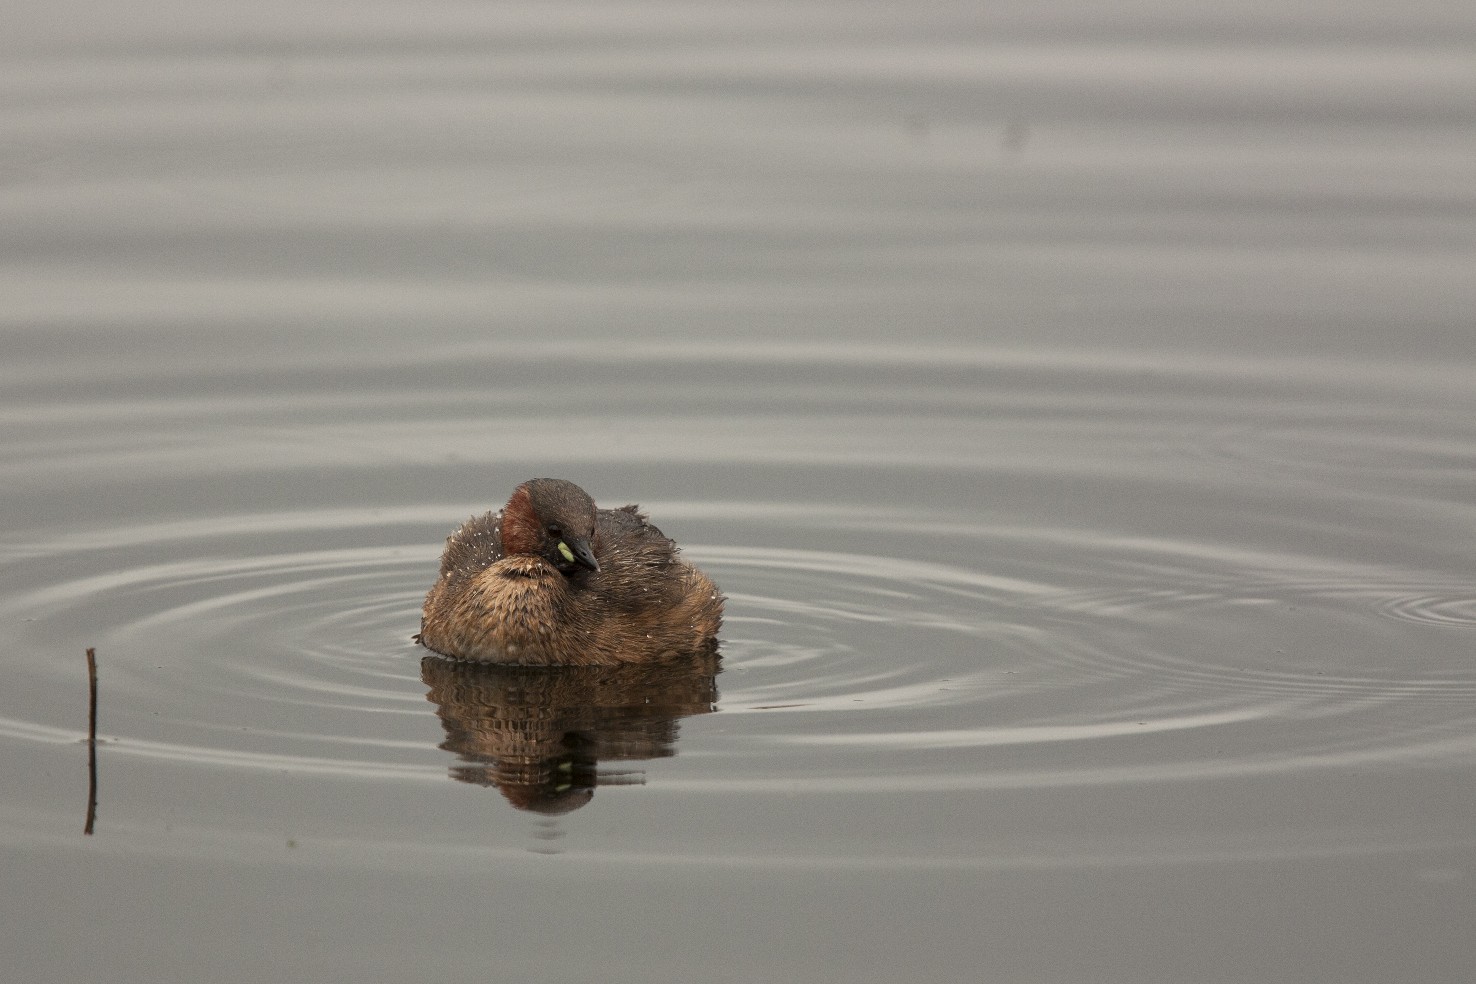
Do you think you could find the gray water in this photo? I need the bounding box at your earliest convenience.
[4,2,1475,982]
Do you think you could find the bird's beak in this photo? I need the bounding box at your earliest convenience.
[559,536,600,573]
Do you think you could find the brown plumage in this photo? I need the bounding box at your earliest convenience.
[418,478,724,665]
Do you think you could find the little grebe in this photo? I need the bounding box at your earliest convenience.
[418,478,723,665]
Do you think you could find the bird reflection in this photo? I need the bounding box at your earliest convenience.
[420,648,719,814]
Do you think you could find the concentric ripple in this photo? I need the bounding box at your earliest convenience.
[7,491,1471,805]
[2,344,1475,865]
[1378,592,1476,629]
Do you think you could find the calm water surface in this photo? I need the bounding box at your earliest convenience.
[4,2,1475,982]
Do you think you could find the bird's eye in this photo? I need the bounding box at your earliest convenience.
[546,524,562,538]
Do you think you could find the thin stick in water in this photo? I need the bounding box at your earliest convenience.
[85,647,98,835]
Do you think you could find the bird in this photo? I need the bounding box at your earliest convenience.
[418,478,723,665]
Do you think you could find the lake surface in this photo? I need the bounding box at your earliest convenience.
[3,1,1475,981]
